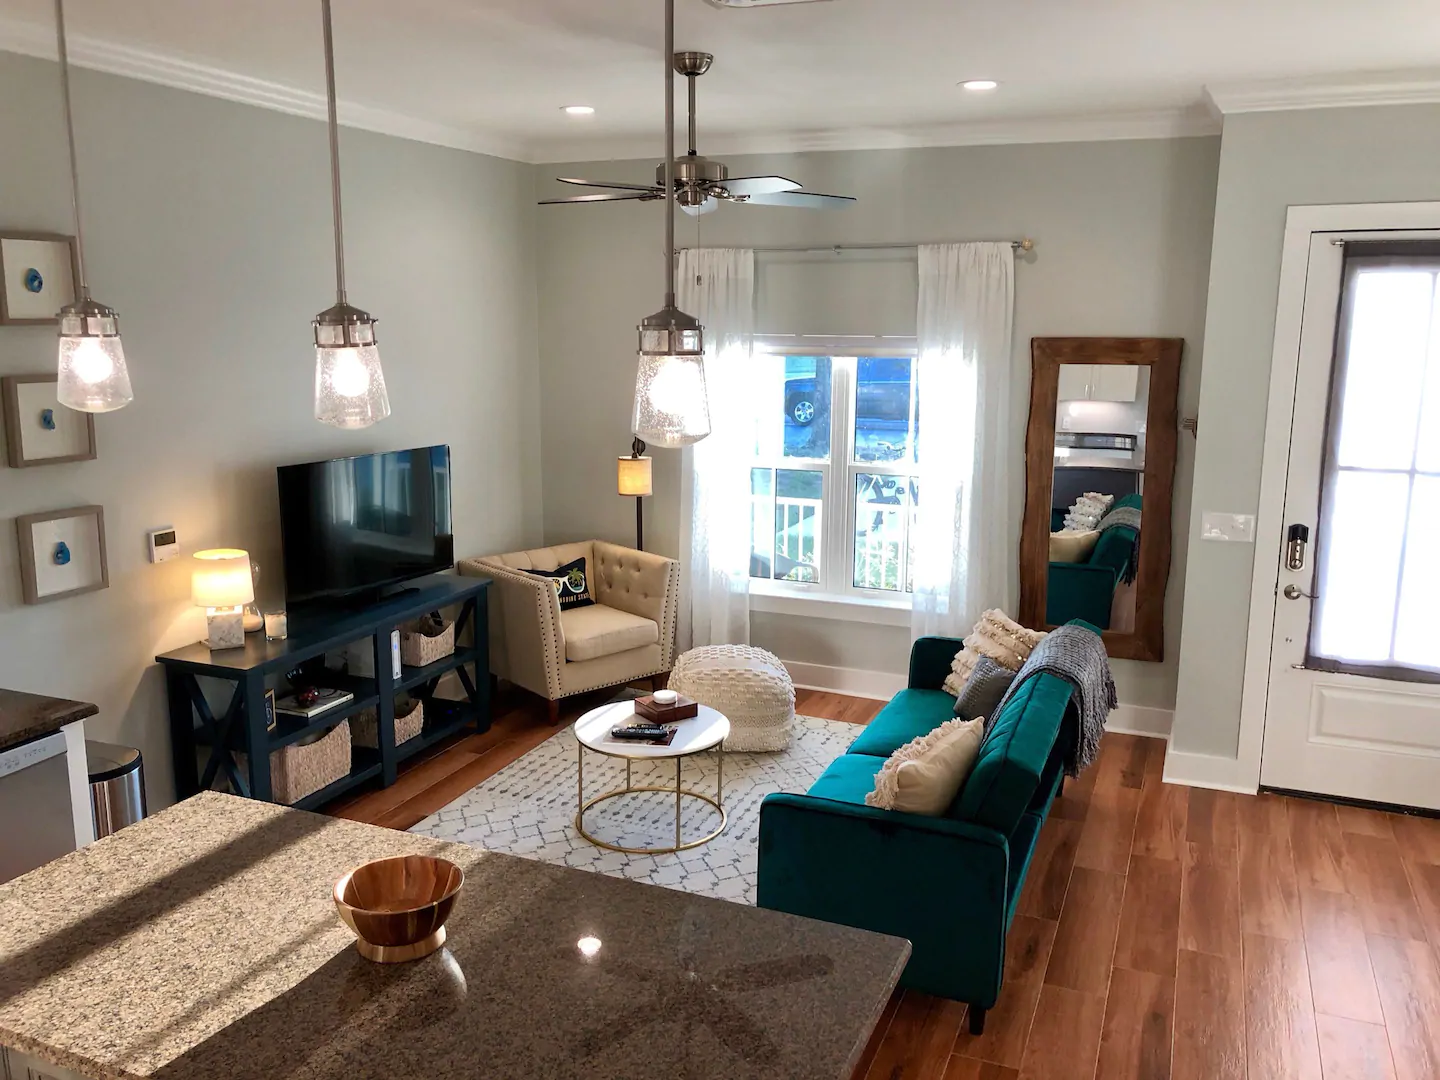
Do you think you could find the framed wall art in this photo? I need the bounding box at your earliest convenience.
[0,232,79,325]
[16,505,109,605]
[2,374,97,467]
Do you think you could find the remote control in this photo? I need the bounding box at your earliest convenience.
[611,724,670,740]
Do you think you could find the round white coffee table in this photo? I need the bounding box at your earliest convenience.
[573,701,730,855]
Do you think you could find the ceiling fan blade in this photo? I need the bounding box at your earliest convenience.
[538,192,659,205]
[557,177,663,193]
[722,176,802,197]
[681,197,720,217]
[741,190,857,210]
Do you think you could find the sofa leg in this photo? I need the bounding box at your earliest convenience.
[547,699,562,726]
[967,1007,987,1036]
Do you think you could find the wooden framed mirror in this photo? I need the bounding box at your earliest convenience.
[1019,337,1182,662]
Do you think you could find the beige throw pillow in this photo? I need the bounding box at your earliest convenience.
[1050,529,1100,563]
[865,717,985,816]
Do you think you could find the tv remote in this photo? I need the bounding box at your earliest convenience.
[611,724,669,740]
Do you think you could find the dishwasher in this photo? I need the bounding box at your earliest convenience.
[0,731,77,884]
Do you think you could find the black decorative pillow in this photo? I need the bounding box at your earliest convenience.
[524,557,595,610]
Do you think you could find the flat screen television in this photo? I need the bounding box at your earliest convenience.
[278,445,454,606]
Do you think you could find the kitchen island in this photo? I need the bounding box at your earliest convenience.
[0,792,908,1080]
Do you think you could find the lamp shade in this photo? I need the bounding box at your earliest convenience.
[618,455,653,497]
[192,549,255,609]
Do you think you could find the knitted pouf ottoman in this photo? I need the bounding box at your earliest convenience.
[668,644,795,752]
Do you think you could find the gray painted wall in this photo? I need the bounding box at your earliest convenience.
[1172,104,1440,757]
[0,52,542,808]
[535,136,1221,709]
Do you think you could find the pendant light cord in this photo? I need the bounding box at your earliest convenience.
[664,0,676,309]
[321,0,347,305]
[54,0,88,296]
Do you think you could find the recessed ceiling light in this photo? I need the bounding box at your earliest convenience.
[562,105,596,116]
[961,79,998,91]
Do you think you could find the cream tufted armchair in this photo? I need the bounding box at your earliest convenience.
[459,541,680,724]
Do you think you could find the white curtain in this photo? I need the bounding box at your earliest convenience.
[912,243,1017,639]
[678,248,756,649]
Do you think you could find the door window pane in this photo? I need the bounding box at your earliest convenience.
[1335,270,1435,471]
[853,473,916,592]
[1313,470,1410,663]
[854,357,919,464]
[751,467,822,583]
[1394,475,1440,669]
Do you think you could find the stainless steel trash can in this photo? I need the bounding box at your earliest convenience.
[87,741,146,839]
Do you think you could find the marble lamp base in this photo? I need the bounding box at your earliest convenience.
[204,608,246,650]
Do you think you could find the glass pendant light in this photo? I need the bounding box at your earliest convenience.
[53,0,133,414]
[631,0,710,448]
[313,0,389,429]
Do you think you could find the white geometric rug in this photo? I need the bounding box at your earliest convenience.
[410,715,858,905]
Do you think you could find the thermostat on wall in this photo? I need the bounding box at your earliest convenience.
[148,526,180,563]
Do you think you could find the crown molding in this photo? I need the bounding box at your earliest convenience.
[0,16,532,162]
[1205,69,1440,115]
[531,106,1220,164]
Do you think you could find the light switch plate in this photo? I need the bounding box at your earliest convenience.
[1201,512,1256,542]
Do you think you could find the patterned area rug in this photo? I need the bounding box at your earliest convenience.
[410,715,858,905]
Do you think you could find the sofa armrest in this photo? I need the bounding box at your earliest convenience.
[592,541,681,669]
[909,636,964,690]
[757,793,1010,1005]
[458,558,564,700]
[1046,562,1118,630]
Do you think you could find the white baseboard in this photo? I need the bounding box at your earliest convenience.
[782,661,1175,742]
[1106,704,1172,739]
[782,661,904,702]
[1162,748,1259,793]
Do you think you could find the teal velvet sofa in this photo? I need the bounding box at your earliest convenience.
[756,635,1074,1035]
[1047,493,1141,629]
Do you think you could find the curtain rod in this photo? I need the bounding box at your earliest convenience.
[677,238,1034,255]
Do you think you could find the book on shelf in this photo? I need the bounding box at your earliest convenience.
[273,688,354,720]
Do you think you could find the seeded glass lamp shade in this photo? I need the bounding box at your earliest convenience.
[632,305,709,448]
[313,302,390,429]
[617,454,653,497]
[57,298,133,412]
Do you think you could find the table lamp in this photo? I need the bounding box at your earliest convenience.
[193,549,255,650]
[617,437,652,551]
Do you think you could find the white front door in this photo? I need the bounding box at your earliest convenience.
[1260,232,1440,809]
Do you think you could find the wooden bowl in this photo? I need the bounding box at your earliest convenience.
[334,855,464,963]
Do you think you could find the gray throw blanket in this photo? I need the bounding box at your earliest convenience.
[1098,505,1142,584]
[986,624,1116,776]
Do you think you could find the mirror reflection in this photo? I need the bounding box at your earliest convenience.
[1046,363,1150,632]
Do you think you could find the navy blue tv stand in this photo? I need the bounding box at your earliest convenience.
[156,575,490,810]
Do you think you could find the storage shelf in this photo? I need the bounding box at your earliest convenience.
[397,646,480,692]
[395,699,483,764]
[291,747,383,811]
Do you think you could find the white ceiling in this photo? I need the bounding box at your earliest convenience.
[2,0,1439,162]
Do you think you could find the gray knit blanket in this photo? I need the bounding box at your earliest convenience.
[986,624,1116,776]
[1098,505,1143,584]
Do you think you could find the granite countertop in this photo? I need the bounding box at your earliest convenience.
[0,689,97,753]
[0,792,909,1080]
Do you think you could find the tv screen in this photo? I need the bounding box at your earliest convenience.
[278,445,454,605]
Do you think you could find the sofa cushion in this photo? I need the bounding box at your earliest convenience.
[952,674,1070,834]
[560,604,658,663]
[848,689,957,757]
[806,752,887,806]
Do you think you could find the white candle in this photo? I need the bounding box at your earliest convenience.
[264,611,288,641]
[653,689,678,705]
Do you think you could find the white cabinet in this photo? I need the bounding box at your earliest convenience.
[1056,364,1140,403]
[3,1047,91,1080]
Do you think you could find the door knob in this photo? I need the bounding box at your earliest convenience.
[1283,584,1316,601]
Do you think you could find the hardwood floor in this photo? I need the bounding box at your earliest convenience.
[329,688,1440,1080]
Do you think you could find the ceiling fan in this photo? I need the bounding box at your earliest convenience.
[540,52,856,216]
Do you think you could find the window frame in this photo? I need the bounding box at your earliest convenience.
[749,336,920,611]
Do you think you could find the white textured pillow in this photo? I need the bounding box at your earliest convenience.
[865,718,985,816]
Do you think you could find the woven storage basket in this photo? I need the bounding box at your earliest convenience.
[238,719,351,805]
[400,619,454,668]
[352,700,424,749]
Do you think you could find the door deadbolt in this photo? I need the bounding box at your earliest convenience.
[1286,523,1310,571]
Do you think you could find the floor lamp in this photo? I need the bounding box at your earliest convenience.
[617,437,652,551]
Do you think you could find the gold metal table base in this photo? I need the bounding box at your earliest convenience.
[576,740,726,855]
